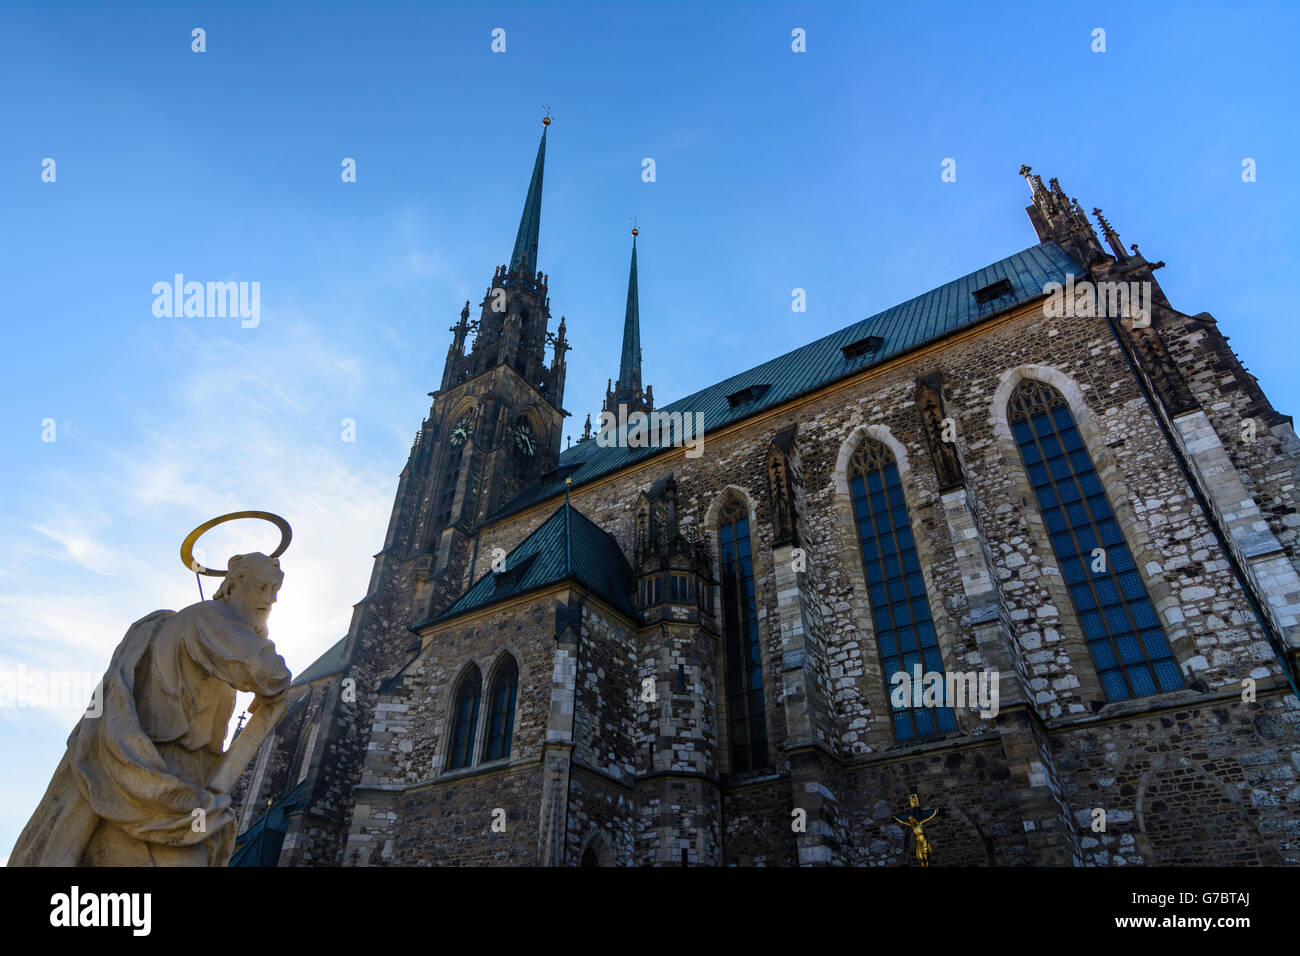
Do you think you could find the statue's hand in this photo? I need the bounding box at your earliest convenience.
[203,789,236,835]
[249,689,289,723]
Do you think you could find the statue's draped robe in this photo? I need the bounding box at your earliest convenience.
[10,600,290,866]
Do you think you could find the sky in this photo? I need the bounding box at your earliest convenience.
[1,1,1298,861]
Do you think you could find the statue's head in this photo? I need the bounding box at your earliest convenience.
[213,552,283,637]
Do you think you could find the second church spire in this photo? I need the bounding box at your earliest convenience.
[604,225,654,416]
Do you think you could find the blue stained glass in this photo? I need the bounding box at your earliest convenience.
[1029,463,1049,485]
[1044,508,1067,533]
[1091,640,1117,670]
[851,438,951,741]
[1116,634,1143,665]
[1141,629,1170,658]
[1052,532,1077,557]
[1094,578,1120,606]
[1070,584,1097,611]
[1074,526,1099,553]
[1131,601,1158,628]
[893,713,914,740]
[1009,381,1180,702]
[913,709,935,737]
[1080,611,1106,638]
[1126,665,1156,697]
[1154,659,1183,692]
[719,512,768,772]
[1119,572,1145,599]
[1101,670,1130,700]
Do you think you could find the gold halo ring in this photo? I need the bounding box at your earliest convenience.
[180,511,292,577]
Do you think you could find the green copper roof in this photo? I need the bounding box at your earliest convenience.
[617,235,641,393]
[290,636,347,688]
[508,127,546,275]
[417,499,636,628]
[491,240,1084,522]
[230,779,308,867]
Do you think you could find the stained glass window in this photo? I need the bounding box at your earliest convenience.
[447,665,482,770]
[483,657,518,761]
[719,500,769,772]
[1008,379,1182,700]
[850,438,956,741]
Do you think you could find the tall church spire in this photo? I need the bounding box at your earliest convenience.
[604,225,653,416]
[619,232,642,394]
[508,120,547,276]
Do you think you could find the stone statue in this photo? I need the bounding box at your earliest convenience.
[892,808,940,867]
[9,552,292,866]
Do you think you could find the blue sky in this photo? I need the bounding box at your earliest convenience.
[2,1,1297,859]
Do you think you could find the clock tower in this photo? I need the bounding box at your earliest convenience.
[393,118,570,618]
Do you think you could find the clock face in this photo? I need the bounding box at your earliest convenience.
[450,415,472,445]
[514,422,536,456]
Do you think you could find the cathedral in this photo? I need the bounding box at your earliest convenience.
[229,120,1300,866]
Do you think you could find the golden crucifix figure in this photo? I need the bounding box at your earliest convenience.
[893,807,939,867]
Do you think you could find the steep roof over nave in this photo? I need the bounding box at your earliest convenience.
[491,239,1083,523]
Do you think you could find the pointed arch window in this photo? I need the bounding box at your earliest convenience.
[849,438,955,741]
[435,440,465,531]
[1008,379,1182,700]
[718,499,769,772]
[447,665,482,770]
[483,657,519,761]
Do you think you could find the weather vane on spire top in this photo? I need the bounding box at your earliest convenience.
[630,216,639,237]
[542,106,552,126]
